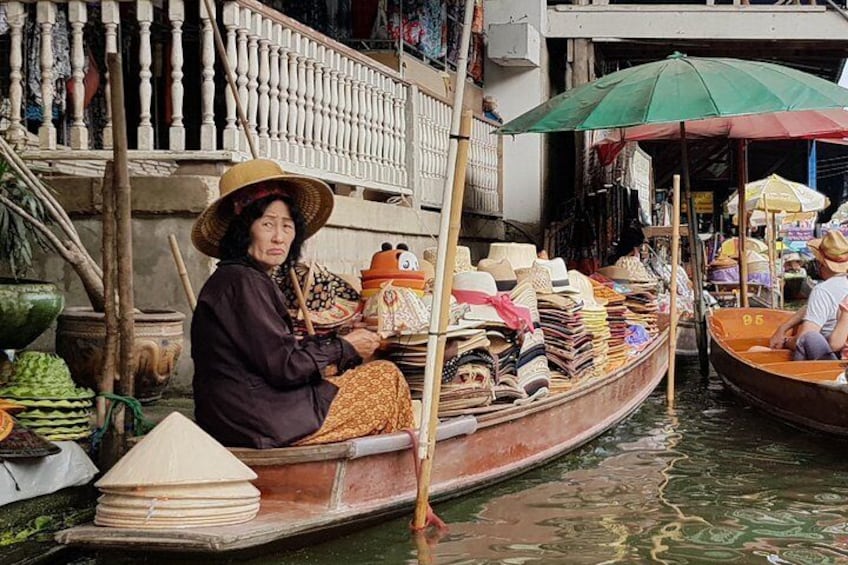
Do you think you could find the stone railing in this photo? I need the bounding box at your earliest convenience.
[0,0,502,216]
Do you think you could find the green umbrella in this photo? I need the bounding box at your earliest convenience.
[498,52,848,134]
[498,52,848,375]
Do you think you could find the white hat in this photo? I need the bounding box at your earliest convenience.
[534,258,580,294]
[452,271,506,325]
[95,412,257,488]
[567,269,607,311]
[488,243,538,271]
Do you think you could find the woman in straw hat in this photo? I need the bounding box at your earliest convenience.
[191,160,413,448]
[769,230,848,361]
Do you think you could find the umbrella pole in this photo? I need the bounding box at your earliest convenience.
[737,140,749,308]
[679,122,709,376]
[667,174,681,408]
[413,0,476,531]
[768,208,778,308]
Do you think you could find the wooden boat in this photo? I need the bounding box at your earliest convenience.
[57,330,668,555]
[675,318,698,358]
[709,308,848,436]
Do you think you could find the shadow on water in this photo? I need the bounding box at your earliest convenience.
[45,360,848,564]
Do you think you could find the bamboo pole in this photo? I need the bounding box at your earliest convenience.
[667,175,681,408]
[107,54,135,441]
[414,109,473,530]
[413,0,476,531]
[98,161,117,431]
[679,123,709,376]
[737,140,749,308]
[200,0,313,334]
[168,234,196,311]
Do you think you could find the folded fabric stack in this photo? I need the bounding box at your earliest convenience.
[94,413,260,529]
[622,288,659,337]
[383,328,495,415]
[536,294,595,382]
[486,330,526,402]
[590,279,629,371]
[0,352,94,441]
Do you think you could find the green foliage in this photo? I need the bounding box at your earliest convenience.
[0,157,51,278]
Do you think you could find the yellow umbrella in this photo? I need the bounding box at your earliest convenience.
[726,174,829,215]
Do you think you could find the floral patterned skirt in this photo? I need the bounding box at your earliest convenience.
[295,360,414,446]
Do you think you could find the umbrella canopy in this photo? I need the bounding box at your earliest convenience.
[726,174,830,214]
[498,53,848,135]
[592,109,848,165]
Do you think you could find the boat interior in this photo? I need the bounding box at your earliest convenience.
[709,308,847,384]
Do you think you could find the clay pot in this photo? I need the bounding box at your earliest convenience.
[0,279,64,351]
[55,307,185,403]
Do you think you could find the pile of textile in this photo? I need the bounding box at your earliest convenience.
[537,294,595,383]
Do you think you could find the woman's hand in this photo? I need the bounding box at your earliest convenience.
[341,329,381,361]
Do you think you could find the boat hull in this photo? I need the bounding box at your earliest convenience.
[57,332,669,554]
[709,308,848,436]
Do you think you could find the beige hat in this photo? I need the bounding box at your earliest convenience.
[423,246,474,273]
[808,230,848,273]
[487,243,538,271]
[567,269,607,311]
[191,159,334,258]
[95,412,257,488]
[534,258,581,294]
[477,258,518,291]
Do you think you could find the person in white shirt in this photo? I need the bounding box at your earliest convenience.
[770,231,848,360]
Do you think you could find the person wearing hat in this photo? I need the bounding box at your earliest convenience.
[782,252,807,279]
[191,160,413,449]
[769,230,848,360]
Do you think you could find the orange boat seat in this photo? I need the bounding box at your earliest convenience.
[737,350,793,364]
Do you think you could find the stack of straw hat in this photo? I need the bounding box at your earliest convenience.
[568,270,610,378]
[94,412,260,529]
[590,278,629,371]
[0,352,94,441]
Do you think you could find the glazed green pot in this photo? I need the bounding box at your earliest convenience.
[0,279,65,351]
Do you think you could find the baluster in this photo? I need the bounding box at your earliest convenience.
[257,17,271,156]
[36,1,56,149]
[101,1,119,148]
[268,23,281,160]
[199,0,216,150]
[327,52,341,172]
[372,73,385,182]
[345,60,358,176]
[136,0,154,150]
[356,65,368,178]
[278,27,291,162]
[295,36,308,164]
[396,83,407,187]
[68,1,88,149]
[6,2,25,145]
[303,41,316,168]
[313,45,326,169]
[167,0,184,151]
[222,2,239,150]
[286,32,301,164]
[247,12,261,146]
[320,46,332,171]
[382,77,394,184]
[236,8,250,153]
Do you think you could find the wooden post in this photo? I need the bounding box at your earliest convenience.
[737,140,749,307]
[667,175,681,407]
[107,53,135,434]
[168,234,196,311]
[98,161,117,432]
[413,109,473,530]
[679,123,709,376]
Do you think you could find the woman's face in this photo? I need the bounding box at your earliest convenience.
[248,199,296,273]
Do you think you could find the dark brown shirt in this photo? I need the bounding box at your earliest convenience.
[191,258,361,448]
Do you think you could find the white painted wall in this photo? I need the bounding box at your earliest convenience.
[484,0,548,227]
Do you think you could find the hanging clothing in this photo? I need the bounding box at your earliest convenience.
[26,8,72,121]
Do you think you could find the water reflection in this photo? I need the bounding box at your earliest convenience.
[282,362,848,565]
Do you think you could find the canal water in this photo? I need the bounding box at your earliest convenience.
[52,359,848,564]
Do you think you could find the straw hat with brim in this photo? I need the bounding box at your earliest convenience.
[782,252,803,264]
[808,230,848,273]
[191,159,334,258]
[477,258,518,292]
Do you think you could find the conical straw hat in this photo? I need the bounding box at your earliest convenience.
[96,412,257,488]
[99,481,260,500]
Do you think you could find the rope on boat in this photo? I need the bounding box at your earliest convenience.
[403,429,448,534]
[91,393,156,450]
